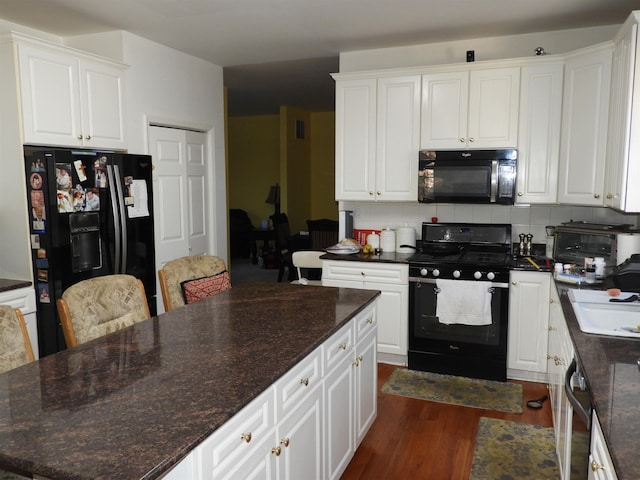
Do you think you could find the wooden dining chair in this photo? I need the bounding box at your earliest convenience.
[56,274,151,348]
[158,255,230,312]
[0,306,35,374]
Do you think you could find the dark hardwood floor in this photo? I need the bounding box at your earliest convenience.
[340,363,553,480]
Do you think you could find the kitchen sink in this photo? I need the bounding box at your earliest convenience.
[568,289,640,338]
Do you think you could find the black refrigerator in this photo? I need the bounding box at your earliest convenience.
[24,147,156,357]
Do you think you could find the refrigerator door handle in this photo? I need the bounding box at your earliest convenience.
[112,164,128,274]
[107,165,122,272]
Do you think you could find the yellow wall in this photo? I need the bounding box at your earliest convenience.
[228,115,280,228]
[227,109,338,235]
[310,111,337,220]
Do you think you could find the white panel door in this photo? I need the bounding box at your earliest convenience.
[186,132,208,256]
[149,126,209,313]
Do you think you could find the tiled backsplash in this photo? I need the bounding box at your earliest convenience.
[342,202,640,243]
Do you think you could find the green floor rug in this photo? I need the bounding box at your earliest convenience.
[470,417,559,480]
[381,368,523,413]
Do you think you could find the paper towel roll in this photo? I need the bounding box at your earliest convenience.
[616,234,640,265]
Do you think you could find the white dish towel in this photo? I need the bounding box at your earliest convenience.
[436,279,493,326]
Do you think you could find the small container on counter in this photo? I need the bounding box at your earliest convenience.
[366,231,380,250]
[380,228,396,252]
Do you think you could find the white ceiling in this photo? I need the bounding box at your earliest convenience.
[0,0,636,115]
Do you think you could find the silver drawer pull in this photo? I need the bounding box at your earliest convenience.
[300,378,309,387]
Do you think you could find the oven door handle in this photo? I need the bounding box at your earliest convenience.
[564,358,591,430]
[408,277,508,289]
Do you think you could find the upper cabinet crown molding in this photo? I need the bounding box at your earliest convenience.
[12,32,128,150]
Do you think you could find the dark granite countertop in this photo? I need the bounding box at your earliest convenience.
[557,282,640,480]
[0,278,32,293]
[0,282,380,480]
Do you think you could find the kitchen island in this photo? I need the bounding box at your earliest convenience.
[0,282,379,479]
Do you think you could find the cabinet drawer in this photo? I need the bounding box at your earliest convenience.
[323,261,408,285]
[198,386,275,473]
[276,347,322,421]
[354,304,377,344]
[324,321,354,375]
[0,287,36,313]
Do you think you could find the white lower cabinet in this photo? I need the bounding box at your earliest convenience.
[322,260,407,365]
[507,271,551,382]
[589,411,618,480]
[0,286,38,359]
[276,382,323,480]
[164,303,378,480]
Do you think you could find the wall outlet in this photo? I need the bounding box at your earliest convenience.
[466,50,475,62]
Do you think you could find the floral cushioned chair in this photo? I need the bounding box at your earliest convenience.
[0,306,35,374]
[56,274,151,348]
[158,255,230,312]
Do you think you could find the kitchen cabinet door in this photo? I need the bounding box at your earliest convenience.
[507,271,551,382]
[354,327,377,445]
[420,67,519,149]
[516,63,563,204]
[17,40,126,149]
[605,13,640,212]
[334,77,377,201]
[589,411,619,480]
[276,382,323,480]
[324,351,355,480]
[558,43,612,206]
[467,67,520,149]
[420,71,469,149]
[375,75,420,201]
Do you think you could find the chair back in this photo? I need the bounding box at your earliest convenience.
[291,251,324,286]
[158,255,228,312]
[57,274,151,348]
[307,219,339,250]
[0,306,35,373]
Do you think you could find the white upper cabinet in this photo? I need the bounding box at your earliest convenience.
[420,67,520,149]
[605,12,640,212]
[516,62,564,204]
[334,75,419,202]
[17,40,126,149]
[558,43,613,206]
[375,75,420,202]
[334,77,377,201]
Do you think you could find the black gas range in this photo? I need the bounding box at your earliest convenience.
[408,223,512,381]
[409,223,512,282]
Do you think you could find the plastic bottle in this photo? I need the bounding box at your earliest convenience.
[594,257,606,280]
[366,231,380,250]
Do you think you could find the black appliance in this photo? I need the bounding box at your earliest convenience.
[408,223,512,381]
[24,147,156,356]
[565,358,592,479]
[611,254,640,290]
[418,149,517,204]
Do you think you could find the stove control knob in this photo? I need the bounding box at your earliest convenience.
[432,268,440,277]
[486,272,495,280]
[453,270,461,279]
[474,271,482,279]
[420,268,428,277]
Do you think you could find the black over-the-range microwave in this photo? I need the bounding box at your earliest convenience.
[418,149,517,204]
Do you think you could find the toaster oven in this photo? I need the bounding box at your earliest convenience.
[553,222,640,268]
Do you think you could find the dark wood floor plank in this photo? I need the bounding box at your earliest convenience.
[340,363,553,480]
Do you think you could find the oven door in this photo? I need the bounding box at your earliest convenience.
[408,276,509,380]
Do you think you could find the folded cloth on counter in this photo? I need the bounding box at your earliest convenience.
[436,279,493,326]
